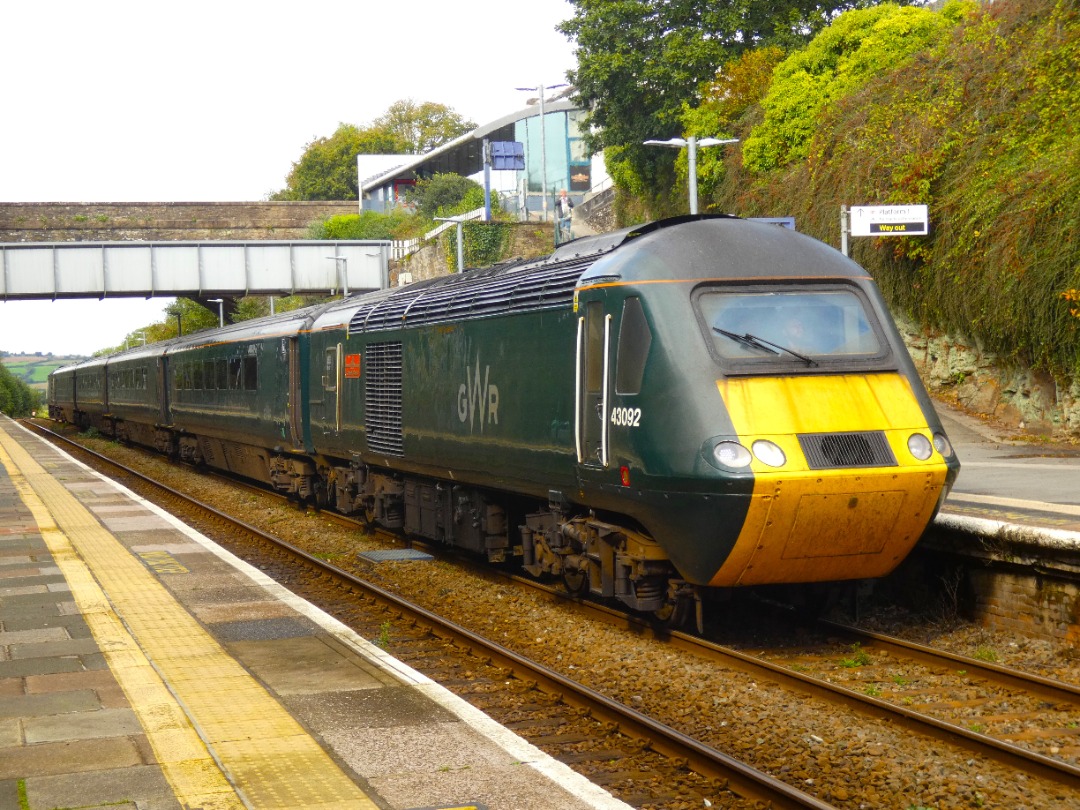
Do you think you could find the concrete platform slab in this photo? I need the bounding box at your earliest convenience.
[0,416,632,810]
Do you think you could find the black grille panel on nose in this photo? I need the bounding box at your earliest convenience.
[798,431,896,469]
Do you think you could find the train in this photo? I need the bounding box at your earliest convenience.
[49,215,960,625]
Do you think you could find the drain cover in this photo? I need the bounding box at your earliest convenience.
[357,549,434,563]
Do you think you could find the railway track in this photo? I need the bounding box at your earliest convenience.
[25,420,830,809]
[28,420,1080,808]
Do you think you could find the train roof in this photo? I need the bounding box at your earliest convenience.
[578,215,870,286]
[341,216,868,334]
[54,217,871,368]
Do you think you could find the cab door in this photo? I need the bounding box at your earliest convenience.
[319,343,343,434]
[576,300,611,468]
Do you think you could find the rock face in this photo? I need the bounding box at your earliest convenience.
[898,317,1080,438]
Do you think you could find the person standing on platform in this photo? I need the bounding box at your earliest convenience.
[556,189,574,244]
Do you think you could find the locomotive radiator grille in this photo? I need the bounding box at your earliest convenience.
[349,260,593,333]
[365,341,404,456]
[798,431,896,469]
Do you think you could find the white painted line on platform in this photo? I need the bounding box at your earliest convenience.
[947,492,1080,516]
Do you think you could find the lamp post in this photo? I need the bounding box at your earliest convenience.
[516,83,567,222]
[207,298,224,328]
[434,216,466,273]
[326,255,348,297]
[642,136,739,215]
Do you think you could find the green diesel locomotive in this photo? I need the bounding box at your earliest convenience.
[50,216,959,624]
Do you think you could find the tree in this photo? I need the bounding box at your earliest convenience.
[414,173,484,220]
[0,362,38,417]
[743,2,966,172]
[559,0,886,215]
[272,123,405,201]
[271,101,476,201]
[373,100,476,154]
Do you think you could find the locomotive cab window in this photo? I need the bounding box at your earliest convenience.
[615,296,652,395]
[696,286,888,369]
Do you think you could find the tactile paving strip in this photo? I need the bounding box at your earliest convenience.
[0,427,379,810]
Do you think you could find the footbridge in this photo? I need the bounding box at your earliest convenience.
[0,239,391,301]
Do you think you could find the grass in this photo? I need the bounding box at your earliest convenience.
[837,643,872,668]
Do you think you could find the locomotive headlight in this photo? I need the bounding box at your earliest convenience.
[907,433,934,460]
[713,441,752,468]
[933,432,954,458]
[751,440,787,468]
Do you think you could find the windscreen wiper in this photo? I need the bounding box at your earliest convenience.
[713,327,779,355]
[713,327,819,367]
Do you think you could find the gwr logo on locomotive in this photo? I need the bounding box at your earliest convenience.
[457,354,499,432]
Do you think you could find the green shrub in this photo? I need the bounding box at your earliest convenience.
[743,2,970,173]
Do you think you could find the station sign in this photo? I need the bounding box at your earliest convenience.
[850,205,928,236]
[489,141,525,170]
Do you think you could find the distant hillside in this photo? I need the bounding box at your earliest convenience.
[1,353,83,391]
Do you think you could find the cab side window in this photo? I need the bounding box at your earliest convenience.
[615,297,651,395]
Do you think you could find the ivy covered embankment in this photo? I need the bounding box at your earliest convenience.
[702,0,1079,432]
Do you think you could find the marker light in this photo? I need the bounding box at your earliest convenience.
[907,433,934,460]
[713,441,752,468]
[752,440,787,468]
[620,466,631,486]
[932,432,954,458]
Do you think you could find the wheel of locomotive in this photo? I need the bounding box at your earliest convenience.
[651,594,690,630]
[562,566,590,597]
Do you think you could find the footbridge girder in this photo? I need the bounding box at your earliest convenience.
[0,239,391,301]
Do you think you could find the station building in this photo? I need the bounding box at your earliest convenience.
[358,88,607,220]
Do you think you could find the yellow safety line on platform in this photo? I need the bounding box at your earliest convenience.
[0,427,378,810]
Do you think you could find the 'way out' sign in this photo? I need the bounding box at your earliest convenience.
[850,205,929,236]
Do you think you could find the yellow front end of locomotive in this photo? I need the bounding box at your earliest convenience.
[710,373,950,587]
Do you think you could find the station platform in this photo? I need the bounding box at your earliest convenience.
[0,416,631,810]
[935,400,1080,540]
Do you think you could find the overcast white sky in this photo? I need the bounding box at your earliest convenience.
[1,0,578,356]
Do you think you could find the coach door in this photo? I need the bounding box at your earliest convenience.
[287,338,304,447]
[320,343,343,434]
[157,357,170,423]
[576,300,611,468]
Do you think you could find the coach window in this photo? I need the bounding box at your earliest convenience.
[193,361,204,390]
[243,356,258,391]
[202,360,215,390]
[615,297,651,395]
[323,347,338,391]
[215,358,227,390]
[228,358,243,390]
